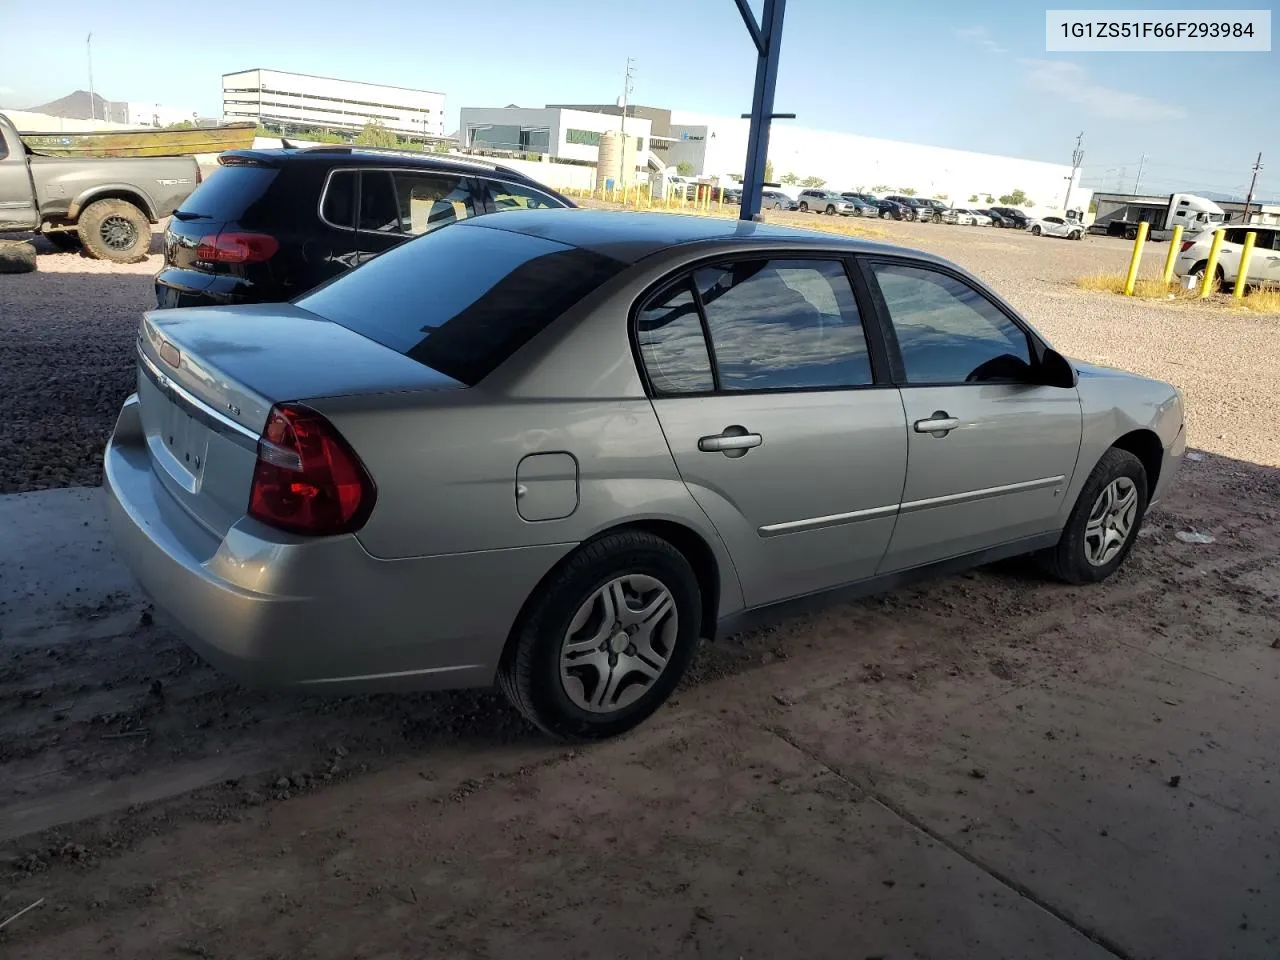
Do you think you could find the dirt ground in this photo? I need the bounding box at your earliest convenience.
[1,214,1279,957]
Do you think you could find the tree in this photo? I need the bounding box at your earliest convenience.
[984,195,995,204]
[899,186,917,197]
[356,122,400,148]
[764,159,775,183]
[800,175,826,188]
[432,141,452,153]
[870,184,890,193]
[997,188,1033,207]
[780,171,799,185]
[968,194,979,203]
[676,161,695,177]
[933,193,949,201]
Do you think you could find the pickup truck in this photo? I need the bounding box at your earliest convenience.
[0,112,200,263]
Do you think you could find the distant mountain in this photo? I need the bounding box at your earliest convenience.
[24,89,127,123]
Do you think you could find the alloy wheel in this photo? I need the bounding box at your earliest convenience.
[559,574,678,714]
[100,215,139,251]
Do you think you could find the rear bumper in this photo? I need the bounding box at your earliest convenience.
[104,395,570,693]
[154,268,258,309]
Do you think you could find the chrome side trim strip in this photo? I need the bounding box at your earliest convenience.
[899,475,1066,514]
[759,503,899,537]
[137,347,260,453]
[296,664,485,685]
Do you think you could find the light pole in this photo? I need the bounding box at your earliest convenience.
[619,57,635,190]
[1242,152,1264,224]
[87,33,96,122]
[1062,131,1084,214]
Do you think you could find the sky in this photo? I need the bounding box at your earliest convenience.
[1,0,1276,199]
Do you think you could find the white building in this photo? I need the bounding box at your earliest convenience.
[458,106,652,170]
[665,111,1084,212]
[222,68,446,140]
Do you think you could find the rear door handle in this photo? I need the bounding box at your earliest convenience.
[698,428,763,455]
[914,413,961,436]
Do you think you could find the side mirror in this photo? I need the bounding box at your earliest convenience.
[1040,347,1079,388]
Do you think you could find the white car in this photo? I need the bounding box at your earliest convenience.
[1028,216,1084,240]
[1174,224,1280,289]
[941,208,990,226]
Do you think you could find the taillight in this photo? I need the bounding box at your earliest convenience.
[195,230,279,263]
[248,404,376,536]
[1180,240,1195,252]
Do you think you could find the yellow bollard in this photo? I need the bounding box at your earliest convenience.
[1160,224,1183,284]
[1232,231,1256,299]
[1200,227,1226,297]
[1122,221,1149,295]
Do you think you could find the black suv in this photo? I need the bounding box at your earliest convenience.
[988,206,1030,229]
[155,147,574,308]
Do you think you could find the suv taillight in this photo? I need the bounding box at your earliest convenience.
[248,404,376,536]
[1180,240,1195,252]
[196,230,279,263]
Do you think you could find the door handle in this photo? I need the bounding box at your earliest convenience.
[914,413,961,436]
[698,428,762,455]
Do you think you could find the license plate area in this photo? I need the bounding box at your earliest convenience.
[160,405,210,490]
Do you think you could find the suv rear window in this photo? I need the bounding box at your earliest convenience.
[176,164,278,220]
[295,223,627,386]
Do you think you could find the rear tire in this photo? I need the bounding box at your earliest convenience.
[880,209,891,220]
[77,198,152,263]
[497,530,702,741]
[0,239,37,274]
[1041,448,1148,585]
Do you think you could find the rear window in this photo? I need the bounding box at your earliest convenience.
[295,223,627,386]
[177,164,278,219]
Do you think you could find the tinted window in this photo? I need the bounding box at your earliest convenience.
[1224,228,1248,244]
[393,172,475,235]
[869,263,1032,385]
[358,170,401,233]
[692,259,873,391]
[296,224,626,386]
[485,180,563,212]
[176,165,279,219]
[637,284,715,393]
[320,170,356,229]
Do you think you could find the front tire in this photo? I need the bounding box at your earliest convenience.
[1042,448,1148,584]
[799,201,809,213]
[497,530,702,741]
[1031,225,1042,236]
[77,198,151,263]
[825,205,836,215]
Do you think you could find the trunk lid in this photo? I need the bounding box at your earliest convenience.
[136,304,465,537]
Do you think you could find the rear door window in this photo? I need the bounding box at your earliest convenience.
[358,170,402,233]
[295,223,627,386]
[392,172,477,235]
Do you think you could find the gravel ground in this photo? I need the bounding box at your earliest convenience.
[0,215,1276,495]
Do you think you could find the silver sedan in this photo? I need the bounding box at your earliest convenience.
[106,211,1185,740]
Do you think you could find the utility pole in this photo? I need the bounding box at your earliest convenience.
[1133,153,1146,194]
[86,33,96,122]
[618,57,635,190]
[1062,131,1084,213]
[1242,152,1263,223]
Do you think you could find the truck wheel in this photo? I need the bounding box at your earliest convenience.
[45,231,82,251]
[0,239,38,274]
[78,199,152,263]
[1124,227,1138,241]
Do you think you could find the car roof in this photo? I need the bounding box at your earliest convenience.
[456,209,940,265]
[218,146,536,181]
